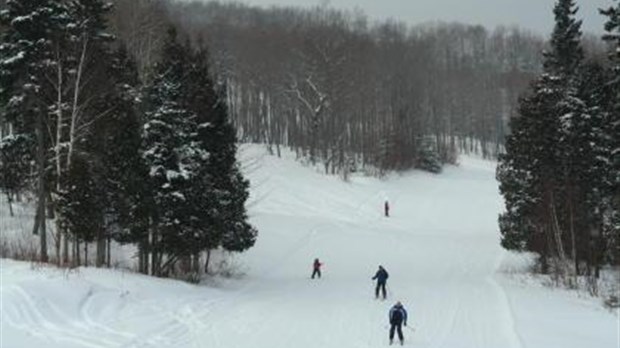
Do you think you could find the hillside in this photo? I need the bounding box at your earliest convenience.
[1,145,618,348]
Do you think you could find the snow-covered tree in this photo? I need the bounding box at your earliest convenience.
[416,136,442,174]
[601,0,620,265]
[499,0,619,280]
[498,0,585,275]
[205,94,257,255]
[544,0,584,79]
[0,0,70,262]
[0,134,32,216]
[97,45,151,270]
[141,27,209,275]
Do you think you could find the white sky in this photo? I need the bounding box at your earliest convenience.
[212,0,611,34]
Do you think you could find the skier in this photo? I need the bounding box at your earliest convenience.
[388,301,408,345]
[311,258,322,279]
[384,200,390,217]
[372,265,389,299]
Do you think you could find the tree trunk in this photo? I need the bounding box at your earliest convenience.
[138,242,146,274]
[36,113,48,263]
[32,199,41,235]
[193,253,200,275]
[63,227,69,266]
[96,226,105,267]
[76,239,81,266]
[72,237,77,266]
[6,192,14,217]
[107,235,111,268]
[204,249,211,274]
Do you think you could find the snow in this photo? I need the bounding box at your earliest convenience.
[1,145,619,348]
[1,51,25,66]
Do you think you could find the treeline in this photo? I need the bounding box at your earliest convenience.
[0,0,256,279]
[165,1,553,175]
[498,0,619,294]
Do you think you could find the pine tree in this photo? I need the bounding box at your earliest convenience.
[142,27,207,275]
[208,95,257,254]
[99,45,152,271]
[184,46,256,270]
[0,134,32,216]
[497,0,585,275]
[416,136,442,174]
[0,0,70,262]
[601,0,620,265]
[50,0,121,266]
[544,0,584,79]
[498,74,565,270]
[57,156,102,264]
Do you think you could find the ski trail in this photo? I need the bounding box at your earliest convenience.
[487,277,526,348]
[4,150,616,348]
[3,285,121,348]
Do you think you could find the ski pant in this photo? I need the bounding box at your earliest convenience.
[375,281,386,299]
[389,322,403,342]
[311,268,321,279]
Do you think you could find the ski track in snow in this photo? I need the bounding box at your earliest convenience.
[2,146,618,348]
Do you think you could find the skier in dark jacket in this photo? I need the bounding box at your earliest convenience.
[388,301,408,345]
[372,265,389,299]
[311,258,322,279]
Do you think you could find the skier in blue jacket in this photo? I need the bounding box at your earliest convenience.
[388,301,408,345]
[372,265,389,299]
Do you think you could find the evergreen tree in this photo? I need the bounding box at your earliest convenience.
[416,136,442,174]
[498,74,564,269]
[182,45,220,262]
[100,45,152,271]
[0,134,32,216]
[544,0,584,79]
[51,0,120,266]
[601,0,620,265]
[497,0,585,275]
[184,46,256,269]
[208,95,257,253]
[0,0,70,262]
[57,155,102,264]
[142,27,207,275]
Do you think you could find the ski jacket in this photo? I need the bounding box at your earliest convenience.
[389,305,408,325]
[372,268,389,283]
[313,260,322,270]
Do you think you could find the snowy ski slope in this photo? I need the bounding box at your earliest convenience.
[1,145,618,348]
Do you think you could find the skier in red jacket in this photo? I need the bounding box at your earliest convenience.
[311,258,322,279]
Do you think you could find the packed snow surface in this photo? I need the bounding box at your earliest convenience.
[1,145,618,348]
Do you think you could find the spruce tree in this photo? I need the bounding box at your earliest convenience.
[416,136,442,174]
[208,95,257,253]
[51,0,120,266]
[100,45,152,271]
[498,74,564,267]
[184,46,256,268]
[0,0,70,262]
[497,0,585,274]
[57,156,102,263]
[0,134,32,216]
[544,0,584,79]
[601,0,620,265]
[142,27,207,275]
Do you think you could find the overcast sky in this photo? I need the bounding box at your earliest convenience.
[213,0,611,35]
